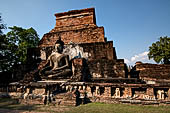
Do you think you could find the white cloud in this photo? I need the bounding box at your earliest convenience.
[131,51,149,62]
[124,51,154,65]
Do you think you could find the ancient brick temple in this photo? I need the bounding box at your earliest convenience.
[1,8,170,106]
[37,8,125,79]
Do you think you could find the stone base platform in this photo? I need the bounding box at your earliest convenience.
[1,80,170,106]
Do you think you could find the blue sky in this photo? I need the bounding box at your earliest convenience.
[1,0,170,65]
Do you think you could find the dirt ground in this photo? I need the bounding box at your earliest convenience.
[0,109,43,113]
[0,105,71,113]
[0,98,72,113]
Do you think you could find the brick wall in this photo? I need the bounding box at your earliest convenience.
[39,27,105,47]
[87,59,125,78]
[78,41,116,60]
[136,62,170,80]
[36,41,116,61]
[54,8,96,28]
[39,8,104,47]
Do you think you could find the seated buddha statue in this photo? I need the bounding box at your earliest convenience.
[39,39,71,79]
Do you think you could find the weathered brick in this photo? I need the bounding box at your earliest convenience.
[136,62,170,80]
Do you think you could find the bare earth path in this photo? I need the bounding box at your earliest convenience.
[0,105,72,113]
[0,109,45,113]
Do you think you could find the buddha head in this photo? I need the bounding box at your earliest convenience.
[54,38,64,53]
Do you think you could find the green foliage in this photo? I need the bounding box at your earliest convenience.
[0,26,39,72]
[148,36,170,64]
[0,13,7,35]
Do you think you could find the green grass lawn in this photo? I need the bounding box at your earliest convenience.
[0,98,170,113]
[65,103,170,113]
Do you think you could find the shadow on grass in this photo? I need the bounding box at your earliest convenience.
[0,98,38,111]
[0,98,73,113]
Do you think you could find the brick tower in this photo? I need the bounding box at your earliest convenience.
[37,8,125,79]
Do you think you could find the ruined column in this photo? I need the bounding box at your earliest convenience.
[83,86,86,90]
[62,85,66,91]
[66,86,69,91]
[123,87,132,98]
[74,86,77,90]
[79,86,82,90]
[157,90,165,100]
[86,86,92,97]
[23,88,30,99]
[167,88,170,100]
[70,86,73,92]
[96,86,100,96]
[26,88,30,94]
[114,88,120,98]
[146,88,155,100]
[104,87,111,97]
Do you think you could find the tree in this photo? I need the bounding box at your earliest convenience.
[148,36,170,64]
[0,26,40,72]
[0,14,8,72]
[0,13,6,35]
